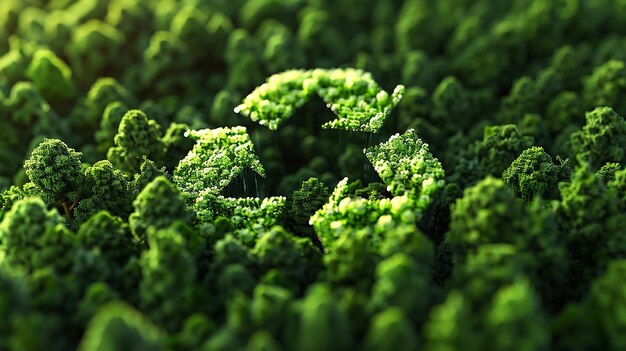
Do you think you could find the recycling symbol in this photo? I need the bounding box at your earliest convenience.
[173,69,445,251]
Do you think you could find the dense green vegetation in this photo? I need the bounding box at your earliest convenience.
[3,0,626,350]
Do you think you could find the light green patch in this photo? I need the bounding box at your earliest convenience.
[236,68,404,133]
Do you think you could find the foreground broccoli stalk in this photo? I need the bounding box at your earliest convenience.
[554,164,626,297]
[235,68,405,132]
[0,198,64,272]
[445,177,568,309]
[24,138,84,219]
[78,302,163,351]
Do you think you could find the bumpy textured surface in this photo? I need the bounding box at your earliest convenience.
[312,130,445,251]
[236,68,405,132]
[173,127,265,196]
[365,129,445,202]
[4,0,626,349]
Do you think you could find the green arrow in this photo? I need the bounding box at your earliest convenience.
[311,129,445,251]
[235,68,404,133]
[173,126,265,196]
[173,127,285,240]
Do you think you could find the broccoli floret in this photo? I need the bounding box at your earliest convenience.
[313,130,444,251]
[483,279,549,351]
[0,198,68,272]
[252,226,322,293]
[75,282,120,326]
[25,49,76,107]
[95,101,129,154]
[169,314,216,351]
[322,228,378,291]
[432,76,476,132]
[583,60,626,115]
[76,211,137,273]
[24,138,84,218]
[502,146,571,203]
[380,224,433,267]
[555,164,626,296]
[545,91,585,135]
[67,20,125,85]
[571,107,626,169]
[286,177,330,232]
[131,157,167,194]
[446,177,567,308]
[78,302,164,351]
[450,124,534,189]
[73,160,133,224]
[129,176,191,243]
[296,284,353,351]
[140,31,190,94]
[245,331,281,351]
[362,308,418,351]
[476,124,534,177]
[369,253,432,324]
[553,260,626,350]
[365,128,445,202]
[71,77,134,142]
[246,284,293,339]
[498,76,538,124]
[139,226,196,332]
[107,109,165,175]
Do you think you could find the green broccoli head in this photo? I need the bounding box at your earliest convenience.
[476,124,534,177]
[252,226,322,293]
[25,49,76,105]
[583,60,626,115]
[296,284,354,351]
[363,308,418,351]
[139,226,196,332]
[73,160,133,224]
[287,177,330,227]
[24,138,84,209]
[129,176,190,243]
[78,302,164,351]
[571,107,626,169]
[432,76,475,132]
[369,253,432,324]
[446,177,526,263]
[503,146,571,203]
[107,109,165,175]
